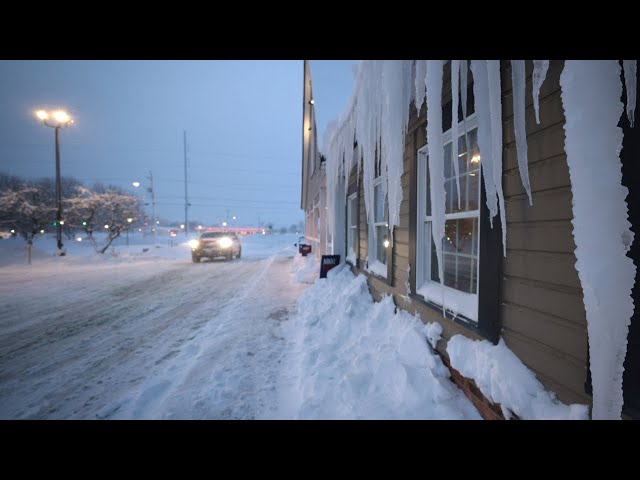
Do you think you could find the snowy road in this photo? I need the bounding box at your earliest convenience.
[0,237,308,419]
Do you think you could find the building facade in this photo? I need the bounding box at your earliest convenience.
[310,60,639,419]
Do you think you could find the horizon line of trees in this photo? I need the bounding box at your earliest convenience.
[0,172,146,255]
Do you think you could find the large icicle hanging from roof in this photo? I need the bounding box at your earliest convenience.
[623,60,637,127]
[560,60,636,420]
[511,60,533,206]
[532,60,549,125]
[451,60,461,210]
[415,60,427,115]
[425,60,446,295]
[460,60,469,138]
[470,61,498,227]
[381,60,412,236]
[487,60,507,257]
[355,61,384,264]
[323,61,361,248]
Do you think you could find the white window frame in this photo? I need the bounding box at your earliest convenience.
[416,113,481,322]
[347,192,358,264]
[367,175,389,278]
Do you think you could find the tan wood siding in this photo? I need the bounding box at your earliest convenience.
[340,60,590,411]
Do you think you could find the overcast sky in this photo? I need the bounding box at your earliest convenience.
[0,60,357,230]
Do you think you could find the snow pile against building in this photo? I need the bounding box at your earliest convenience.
[447,335,589,420]
[291,251,318,284]
[281,264,482,419]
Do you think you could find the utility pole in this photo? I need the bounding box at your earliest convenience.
[148,170,156,245]
[54,126,64,255]
[184,130,189,238]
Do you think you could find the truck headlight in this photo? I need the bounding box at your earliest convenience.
[219,237,232,248]
[189,239,200,249]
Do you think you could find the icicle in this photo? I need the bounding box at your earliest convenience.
[470,61,498,228]
[560,60,635,420]
[623,60,637,127]
[425,60,446,313]
[415,60,427,115]
[487,60,507,257]
[511,60,533,206]
[532,60,549,125]
[381,60,411,235]
[451,60,461,210]
[460,60,470,150]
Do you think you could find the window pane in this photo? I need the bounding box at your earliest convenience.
[376,225,387,265]
[458,128,479,175]
[456,255,473,293]
[430,233,440,282]
[349,197,357,227]
[443,253,457,289]
[457,218,477,255]
[375,183,384,223]
[445,179,455,214]
[444,221,456,253]
[425,155,431,216]
[444,142,453,179]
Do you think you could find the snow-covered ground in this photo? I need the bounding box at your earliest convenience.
[0,232,585,419]
[0,233,307,419]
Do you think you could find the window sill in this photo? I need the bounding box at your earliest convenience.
[408,292,486,340]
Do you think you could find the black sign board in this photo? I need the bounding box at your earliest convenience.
[319,255,340,278]
[299,244,312,256]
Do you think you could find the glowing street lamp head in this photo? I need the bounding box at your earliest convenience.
[132,182,140,188]
[222,221,227,227]
[52,110,70,123]
[127,218,133,223]
[36,110,49,121]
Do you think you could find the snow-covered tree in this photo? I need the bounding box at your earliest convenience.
[65,186,144,254]
[0,184,56,263]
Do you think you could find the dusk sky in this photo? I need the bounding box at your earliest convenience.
[0,60,357,230]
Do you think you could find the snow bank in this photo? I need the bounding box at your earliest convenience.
[447,335,589,420]
[281,266,481,419]
[291,252,318,284]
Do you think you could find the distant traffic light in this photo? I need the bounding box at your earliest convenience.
[52,220,58,226]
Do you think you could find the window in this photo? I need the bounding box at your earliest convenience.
[416,114,481,321]
[368,175,389,278]
[347,192,358,264]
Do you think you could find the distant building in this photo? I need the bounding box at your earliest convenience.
[300,60,331,259]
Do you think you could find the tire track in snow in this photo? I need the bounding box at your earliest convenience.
[0,257,272,419]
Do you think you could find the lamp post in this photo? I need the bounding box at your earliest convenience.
[126,217,133,245]
[36,109,73,256]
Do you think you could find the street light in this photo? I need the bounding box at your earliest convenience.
[36,109,73,255]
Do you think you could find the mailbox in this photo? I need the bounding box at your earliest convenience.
[300,244,312,256]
